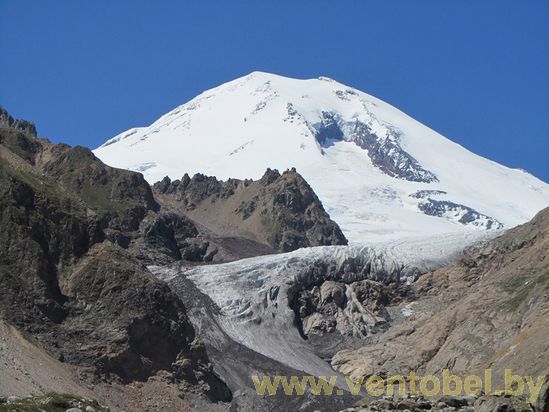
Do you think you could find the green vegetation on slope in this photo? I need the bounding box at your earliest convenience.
[503,265,549,311]
[0,393,107,412]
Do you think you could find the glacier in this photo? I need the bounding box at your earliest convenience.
[150,230,491,388]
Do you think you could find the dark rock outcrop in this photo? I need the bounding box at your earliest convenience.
[294,279,410,338]
[154,168,348,252]
[408,189,504,230]
[143,212,199,260]
[154,173,244,210]
[0,106,37,137]
[312,114,438,183]
[0,115,41,163]
[0,107,230,400]
[418,198,503,230]
[42,144,159,230]
[348,120,438,183]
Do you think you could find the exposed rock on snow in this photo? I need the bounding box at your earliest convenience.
[417,198,503,230]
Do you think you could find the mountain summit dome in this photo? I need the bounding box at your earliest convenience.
[94,72,549,242]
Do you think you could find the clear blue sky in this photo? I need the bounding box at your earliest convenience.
[1,0,548,181]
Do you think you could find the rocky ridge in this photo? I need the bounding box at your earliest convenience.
[0,108,232,404]
[153,167,348,252]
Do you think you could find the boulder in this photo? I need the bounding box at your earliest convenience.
[320,281,346,307]
[474,396,516,412]
[438,395,470,408]
[534,376,549,412]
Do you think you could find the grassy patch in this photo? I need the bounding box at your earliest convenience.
[0,156,65,202]
[503,265,549,311]
[78,181,132,213]
[0,393,106,412]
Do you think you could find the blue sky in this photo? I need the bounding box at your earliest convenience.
[1,1,548,181]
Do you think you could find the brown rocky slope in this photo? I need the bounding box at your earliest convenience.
[153,167,348,252]
[331,206,549,408]
[0,106,349,409]
[0,107,231,403]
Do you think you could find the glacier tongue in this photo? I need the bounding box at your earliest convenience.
[151,230,492,381]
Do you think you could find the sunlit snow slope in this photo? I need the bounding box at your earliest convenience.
[94,72,549,243]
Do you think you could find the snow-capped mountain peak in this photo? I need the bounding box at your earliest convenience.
[94,72,549,243]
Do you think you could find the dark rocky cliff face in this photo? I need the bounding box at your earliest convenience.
[0,106,37,137]
[154,168,348,252]
[0,107,230,401]
[251,168,348,251]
